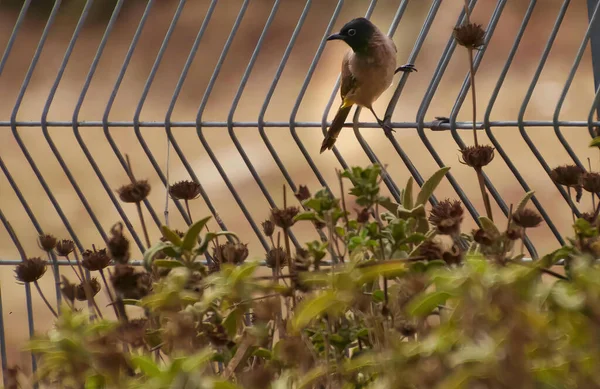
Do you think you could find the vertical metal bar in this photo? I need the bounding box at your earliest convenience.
[132,0,192,227]
[196,0,270,251]
[0,283,6,379]
[164,0,230,235]
[102,0,163,239]
[517,0,580,217]
[415,0,484,225]
[289,0,345,192]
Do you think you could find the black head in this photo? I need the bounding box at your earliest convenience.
[327,18,376,53]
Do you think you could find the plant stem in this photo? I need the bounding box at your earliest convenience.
[73,250,103,319]
[185,199,193,223]
[136,202,151,249]
[33,281,58,318]
[99,269,120,319]
[567,187,576,224]
[65,254,84,283]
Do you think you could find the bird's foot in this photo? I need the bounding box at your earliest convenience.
[395,63,418,74]
[377,119,395,137]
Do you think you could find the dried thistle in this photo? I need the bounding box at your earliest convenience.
[512,208,543,229]
[442,244,463,265]
[168,180,201,201]
[116,180,151,203]
[428,199,464,236]
[265,247,288,269]
[38,234,57,252]
[60,276,77,303]
[473,228,494,246]
[270,207,299,229]
[505,227,521,241]
[107,222,130,264]
[213,242,249,265]
[295,185,311,202]
[453,23,486,50]
[82,248,111,271]
[55,239,75,257]
[75,278,101,301]
[110,265,152,299]
[261,220,275,237]
[14,257,47,283]
[550,165,584,187]
[582,172,600,193]
[418,240,444,261]
[460,145,495,169]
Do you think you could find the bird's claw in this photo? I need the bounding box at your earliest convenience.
[377,119,395,137]
[395,63,418,74]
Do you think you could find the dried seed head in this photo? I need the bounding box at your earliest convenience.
[418,240,444,261]
[168,180,201,201]
[442,244,463,265]
[512,208,543,229]
[14,257,47,283]
[473,228,494,246]
[294,248,311,272]
[428,199,464,235]
[60,276,77,303]
[213,242,249,265]
[75,278,101,301]
[253,297,280,322]
[82,248,111,271]
[505,227,521,241]
[582,172,600,193]
[453,22,486,50]
[38,234,57,252]
[550,165,584,187]
[295,185,311,202]
[261,220,275,237]
[116,180,151,203]
[460,145,495,169]
[107,223,130,264]
[55,239,75,257]
[265,247,288,269]
[239,366,275,389]
[110,264,152,299]
[270,207,299,229]
[356,208,370,223]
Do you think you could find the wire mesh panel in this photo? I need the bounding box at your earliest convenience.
[1,0,600,378]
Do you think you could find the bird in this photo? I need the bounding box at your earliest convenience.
[320,17,417,153]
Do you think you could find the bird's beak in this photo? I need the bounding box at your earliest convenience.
[326,33,344,41]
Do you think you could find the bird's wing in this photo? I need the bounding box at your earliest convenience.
[340,53,357,101]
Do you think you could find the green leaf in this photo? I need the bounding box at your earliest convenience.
[230,262,259,286]
[84,374,105,389]
[515,191,535,214]
[343,353,378,372]
[181,349,214,372]
[357,261,407,284]
[551,281,585,310]
[197,231,239,255]
[121,299,141,306]
[153,259,184,269]
[590,136,600,148]
[292,291,341,332]
[223,308,240,338]
[403,177,414,209]
[131,355,161,377]
[212,381,242,389]
[415,167,451,206]
[252,347,272,359]
[143,242,170,271]
[372,290,385,303]
[161,225,183,246]
[293,212,324,223]
[379,197,400,215]
[182,216,212,252]
[407,290,451,317]
[478,216,500,237]
[298,365,329,389]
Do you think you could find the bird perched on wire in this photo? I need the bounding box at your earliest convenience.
[320,17,417,153]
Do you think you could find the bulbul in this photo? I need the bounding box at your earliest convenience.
[320,17,416,153]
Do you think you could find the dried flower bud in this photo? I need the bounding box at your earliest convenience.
[265,247,288,269]
[82,248,111,271]
[442,244,462,265]
[60,276,77,302]
[239,366,275,389]
[168,180,201,201]
[213,242,249,265]
[116,180,151,203]
[473,228,494,246]
[75,278,101,301]
[14,257,47,283]
[295,185,311,202]
[453,22,486,50]
[428,199,464,235]
[107,223,130,264]
[460,145,495,169]
[550,165,584,187]
[270,207,299,229]
[505,227,521,241]
[261,220,275,237]
[55,239,75,257]
[582,172,600,193]
[253,297,280,322]
[418,240,444,261]
[111,264,152,299]
[38,234,57,252]
[512,208,543,229]
[294,248,311,271]
[356,208,370,223]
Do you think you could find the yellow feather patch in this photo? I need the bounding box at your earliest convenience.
[340,98,354,109]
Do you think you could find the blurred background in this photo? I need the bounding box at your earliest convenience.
[0,0,598,375]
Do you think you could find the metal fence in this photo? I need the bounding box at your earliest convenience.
[1,0,600,378]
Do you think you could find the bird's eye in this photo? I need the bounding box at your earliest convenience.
[347,29,356,36]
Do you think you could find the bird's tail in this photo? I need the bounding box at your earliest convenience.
[320,105,352,153]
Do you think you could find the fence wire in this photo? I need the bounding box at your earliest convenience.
[1,0,600,378]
